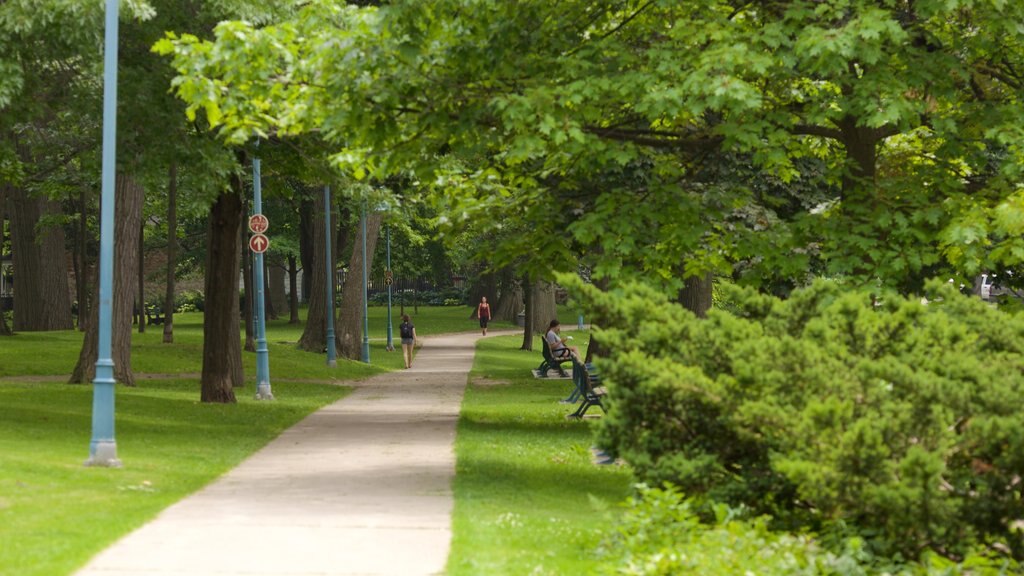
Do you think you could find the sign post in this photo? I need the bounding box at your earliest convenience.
[385,225,394,352]
[250,159,273,400]
[324,185,337,367]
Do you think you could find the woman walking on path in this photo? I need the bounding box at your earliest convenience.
[477,297,492,336]
[399,314,418,368]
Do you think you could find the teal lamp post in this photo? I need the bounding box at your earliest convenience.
[251,155,272,400]
[361,202,370,363]
[86,0,121,467]
[325,185,337,367]
[385,224,394,352]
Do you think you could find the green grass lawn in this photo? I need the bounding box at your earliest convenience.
[448,333,633,575]
[0,378,352,576]
[0,304,497,576]
[0,305,596,575]
[0,304,510,380]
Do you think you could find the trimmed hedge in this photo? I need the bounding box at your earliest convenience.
[570,278,1024,563]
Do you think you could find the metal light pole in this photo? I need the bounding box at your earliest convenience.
[324,185,337,367]
[252,156,273,399]
[385,224,394,351]
[361,202,370,363]
[86,0,121,468]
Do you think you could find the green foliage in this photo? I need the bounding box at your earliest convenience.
[599,484,1017,575]
[174,289,205,313]
[566,275,1024,562]
[156,0,1024,291]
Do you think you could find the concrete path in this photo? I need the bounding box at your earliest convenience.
[75,331,486,576]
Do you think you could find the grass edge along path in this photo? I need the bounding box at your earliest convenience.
[0,378,351,576]
[447,333,632,575]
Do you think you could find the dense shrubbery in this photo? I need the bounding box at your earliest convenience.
[174,289,205,313]
[569,277,1024,563]
[599,485,1014,575]
[368,287,465,307]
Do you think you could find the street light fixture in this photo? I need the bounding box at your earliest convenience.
[385,223,394,352]
[325,185,337,367]
[360,202,370,363]
[86,0,122,467]
[251,154,272,400]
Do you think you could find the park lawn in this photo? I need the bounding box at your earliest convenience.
[0,304,505,380]
[0,378,352,576]
[0,304,492,576]
[448,332,632,576]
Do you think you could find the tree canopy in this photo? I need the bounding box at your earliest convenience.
[155,0,1024,293]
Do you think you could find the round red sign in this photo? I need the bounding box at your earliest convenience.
[248,214,269,234]
[249,233,270,254]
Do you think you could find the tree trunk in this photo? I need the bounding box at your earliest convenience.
[241,215,255,353]
[200,186,243,402]
[298,190,330,352]
[520,272,534,351]
[287,255,300,324]
[337,210,383,360]
[137,222,145,333]
[492,266,522,321]
[69,174,144,386]
[7,184,73,331]
[530,280,557,333]
[677,272,713,318]
[76,185,90,331]
[263,258,276,320]
[0,186,10,336]
[299,196,314,303]
[163,163,177,344]
[839,120,878,197]
[269,258,287,317]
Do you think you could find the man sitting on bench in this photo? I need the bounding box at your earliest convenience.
[545,319,579,360]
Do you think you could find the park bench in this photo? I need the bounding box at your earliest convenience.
[537,334,573,378]
[566,358,606,419]
[145,305,164,326]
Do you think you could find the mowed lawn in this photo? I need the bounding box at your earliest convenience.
[0,306,616,575]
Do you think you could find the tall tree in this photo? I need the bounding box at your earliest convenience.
[6,183,72,331]
[162,162,177,343]
[70,175,144,386]
[297,187,330,352]
[337,211,383,360]
[200,183,243,402]
[0,184,10,336]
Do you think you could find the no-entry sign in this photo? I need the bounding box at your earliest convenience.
[248,214,269,234]
[249,233,270,253]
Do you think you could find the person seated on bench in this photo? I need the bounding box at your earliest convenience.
[545,319,579,360]
[539,333,573,378]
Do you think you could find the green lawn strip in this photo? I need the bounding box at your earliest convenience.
[448,334,632,576]
[0,306,513,379]
[0,378,351,576]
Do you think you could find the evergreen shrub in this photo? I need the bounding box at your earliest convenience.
[599,484,1015,575]
[569,277,1024,562]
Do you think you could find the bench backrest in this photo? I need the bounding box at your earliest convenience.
[541,333,557,362]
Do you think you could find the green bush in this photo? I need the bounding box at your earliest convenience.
[568,277,1024,562]
[174,289,205,313]
[599,484,1017,575]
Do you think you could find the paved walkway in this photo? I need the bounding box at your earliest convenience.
[76,331,488,576]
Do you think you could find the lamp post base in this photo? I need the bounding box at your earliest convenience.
[255,383,274,401]
[85,441,122,468]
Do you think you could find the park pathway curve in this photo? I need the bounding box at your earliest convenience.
[75,331,489,576]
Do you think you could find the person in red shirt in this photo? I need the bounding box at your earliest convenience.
[477,297,492,336]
